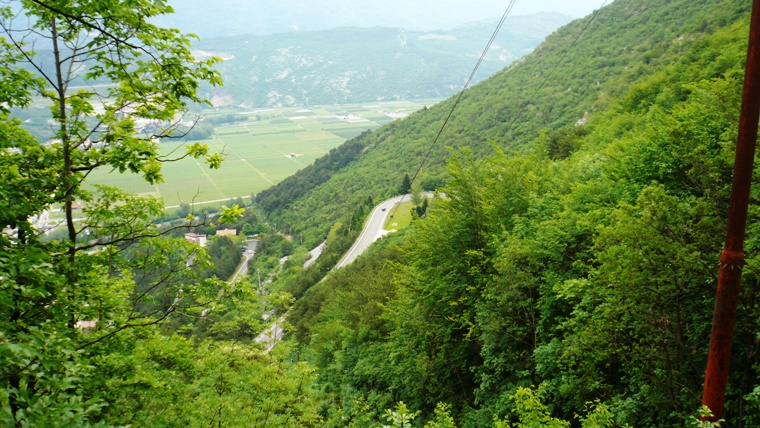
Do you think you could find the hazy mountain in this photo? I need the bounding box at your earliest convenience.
[158,0,539,38]
[195,13,573,108]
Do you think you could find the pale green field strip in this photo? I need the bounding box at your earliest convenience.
[275,125,306,133]
[242,125,285,135]
[255,156,306,182]
[215,124,249,132]
[215,137,277,186]
[309,109,335,115]
[295,131,344,141]
[322,122,374,130]
[295,153,324,165]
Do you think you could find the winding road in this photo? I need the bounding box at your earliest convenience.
[230,239,258,282]
[335,192,439,268]
[334,195,408,268]
[255,192,436,351]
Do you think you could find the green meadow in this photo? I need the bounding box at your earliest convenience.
[86,100,439,207]
[383,200,415,231]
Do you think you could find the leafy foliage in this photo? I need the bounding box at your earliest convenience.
[206,235,243,280]
[4,0,760,426]
[286,3,760,427]
[0,1,259,425]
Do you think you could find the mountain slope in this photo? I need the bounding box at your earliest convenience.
[281,2,758,426]
[255,0,752,245]
[194,14,572,107]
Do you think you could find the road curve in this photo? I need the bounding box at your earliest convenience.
[255,193,434,351]
[254,318,284,352]
[334,193,439,269]
[230,240,258,282]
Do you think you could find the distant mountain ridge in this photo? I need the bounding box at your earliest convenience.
[194,13,573,108]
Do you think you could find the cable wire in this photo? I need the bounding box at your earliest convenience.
[391,0,610,223]
[498,1,609,144]
[389,0,517,217]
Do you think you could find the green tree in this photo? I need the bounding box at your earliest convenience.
[177,203,192,220]
[0,1,234,425]
[242,223,256,236]
[399,173,412,194]
[411,180,423,205]
[382,402,420,428]
[424,403,458,428]
[415,197,428,218]
[96,337,322,426]
[207,235,243,280]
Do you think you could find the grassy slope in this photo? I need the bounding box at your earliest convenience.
[260,0,751,246]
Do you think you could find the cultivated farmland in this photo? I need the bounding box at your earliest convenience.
[86,100,439,207]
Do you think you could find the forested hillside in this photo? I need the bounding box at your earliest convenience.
[4,0,760,426]
[257,0,752,247]
[273,0,760,426]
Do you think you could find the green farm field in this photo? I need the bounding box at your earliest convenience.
[85,100,439,207]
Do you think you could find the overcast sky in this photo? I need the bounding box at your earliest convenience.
[431,0,613,19]
[161,0,615,38]
[510,0,613,17]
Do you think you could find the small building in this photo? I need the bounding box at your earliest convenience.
[185,232,207,247]
[76,320,98,330]
[216,228,237,237]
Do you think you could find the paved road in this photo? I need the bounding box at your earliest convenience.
[304,241,327,268]
[230,239,258,282]
[335,195,408,269]
[335,192,439,269]
[164,198,247,210]
[254,318,284,352]
[255,193,436,351]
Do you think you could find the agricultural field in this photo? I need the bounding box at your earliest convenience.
[85,99,440,208]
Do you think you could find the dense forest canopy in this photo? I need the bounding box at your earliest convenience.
[0,0,250,425]
[284,7,760,427]
[3,0,760,426]
[270,0,760,425]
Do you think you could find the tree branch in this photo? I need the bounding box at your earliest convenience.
[28,0,161,63]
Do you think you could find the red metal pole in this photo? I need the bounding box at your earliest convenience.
[702,0,760,421]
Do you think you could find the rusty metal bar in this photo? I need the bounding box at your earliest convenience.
[702,0,760,421]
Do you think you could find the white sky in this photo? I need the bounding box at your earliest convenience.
[509,0,613,17]
[159,0,616,38]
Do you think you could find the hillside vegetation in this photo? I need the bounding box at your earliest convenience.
[257,0,751,247]
[270,0,760,426]
[5,0,760,426]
